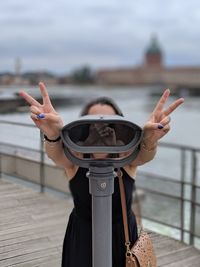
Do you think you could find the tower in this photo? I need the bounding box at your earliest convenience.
[145,35,163,68]
[13,57,22,85]
[15,57,22,77]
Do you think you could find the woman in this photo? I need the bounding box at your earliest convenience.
[20,82,184,267]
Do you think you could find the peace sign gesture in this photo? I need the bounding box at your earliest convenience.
[142,89,184,148]
[19,82,64,139]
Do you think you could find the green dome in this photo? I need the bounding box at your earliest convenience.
[146,36,162,55]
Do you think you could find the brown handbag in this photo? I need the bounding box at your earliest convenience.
[118,170,157,267]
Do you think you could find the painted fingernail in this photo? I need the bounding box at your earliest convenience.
[37,113,45,119]
[158,124,164,129]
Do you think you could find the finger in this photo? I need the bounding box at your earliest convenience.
[30,112,49,121]
[30,112,40,121]
[30,116,40,125]
[30,105,42,115]
[163,124,171,133]
[35,112,61,123]
[153,89,170,114]
[19,90,41,107]
[144,122,164,130]
[30,114,46,127]
[39,82,52,106]
[159,116,171,126]
[164,98,184,116]
[144,122,171,135]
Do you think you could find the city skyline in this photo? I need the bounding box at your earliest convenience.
[1,0,200,74]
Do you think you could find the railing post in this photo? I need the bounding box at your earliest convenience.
[180,148,186,243]
[40,131,45,193]
[189,150,197,245]
[0,153,2,179]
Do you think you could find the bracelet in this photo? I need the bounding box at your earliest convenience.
[44,135,61,142]
[140,142,156,152]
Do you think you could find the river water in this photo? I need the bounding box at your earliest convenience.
[1,85,200,146]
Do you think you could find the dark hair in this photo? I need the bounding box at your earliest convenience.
[80,96,124,117]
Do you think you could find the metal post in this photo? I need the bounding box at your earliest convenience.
[40,131,45,193]
[180,148,186,242]
[87,166,116,267]
[0,154,2,179]
[189,150,197,245]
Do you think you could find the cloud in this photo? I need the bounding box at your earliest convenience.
[1,0,200,73]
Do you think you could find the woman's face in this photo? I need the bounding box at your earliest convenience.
[87,104,116,159]
[87,104,116,116]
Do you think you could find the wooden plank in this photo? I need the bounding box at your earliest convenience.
[157,246,200,265]
[0,217,67,237]
[153,236,186,255]
[10,256,61,267]
[0,237,50,255]
[0,247,60,267]
[0,228,65,248]
[0,220,66,241]
[5,255,61,267]
[163,254,200,267]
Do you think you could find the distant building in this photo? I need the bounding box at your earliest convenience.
[145,35,163,68]
[22,71,58,86]
[0,71,59,86]
[96,35,200,95]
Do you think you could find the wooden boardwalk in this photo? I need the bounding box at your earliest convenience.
[0,179,199,267]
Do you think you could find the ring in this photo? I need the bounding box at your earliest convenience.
[37,113,45,119]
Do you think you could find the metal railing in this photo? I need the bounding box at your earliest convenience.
[0,119,45,191]
[0,120,199,248]
[136,142,200,248]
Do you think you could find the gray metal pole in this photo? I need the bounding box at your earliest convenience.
[87,166,116,267]
[40,131,45,193]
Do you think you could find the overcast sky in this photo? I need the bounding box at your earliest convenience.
[1,0,200,74]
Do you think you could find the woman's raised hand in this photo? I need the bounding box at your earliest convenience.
[142,89,184,148]
[19,82,64,139]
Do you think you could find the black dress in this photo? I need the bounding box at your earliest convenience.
[62,167,138,267]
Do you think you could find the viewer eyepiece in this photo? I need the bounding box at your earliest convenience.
[61,115,143,168]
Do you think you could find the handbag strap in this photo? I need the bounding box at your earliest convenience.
[117,169,131,247]
[118,169,144,248]
[133,187,143,232]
